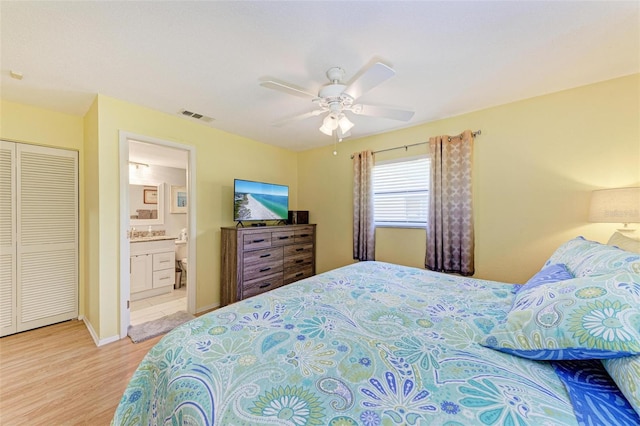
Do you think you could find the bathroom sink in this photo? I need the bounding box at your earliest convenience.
[130,235,177,242]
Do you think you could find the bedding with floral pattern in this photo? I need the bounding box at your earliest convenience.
[113,237,640,425]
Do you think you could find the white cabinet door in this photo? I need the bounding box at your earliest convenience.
[16,144,78,333]
[130,254,152,293]
[0,141,16,336]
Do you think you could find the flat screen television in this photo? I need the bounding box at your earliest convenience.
[234,179,289,222]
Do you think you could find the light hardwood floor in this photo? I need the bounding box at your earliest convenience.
[0,320,162,425]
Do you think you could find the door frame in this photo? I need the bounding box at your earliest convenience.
[118,131,197,339]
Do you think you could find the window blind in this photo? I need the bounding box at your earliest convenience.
[373,156,430,228]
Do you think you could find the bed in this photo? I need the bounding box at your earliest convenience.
[113,235,640,425]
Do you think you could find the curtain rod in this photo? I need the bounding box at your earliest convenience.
[350,130,481,159]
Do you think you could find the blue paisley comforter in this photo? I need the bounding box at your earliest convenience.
[113,261,584,425]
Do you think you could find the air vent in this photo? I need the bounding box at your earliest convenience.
[179,109,214,123]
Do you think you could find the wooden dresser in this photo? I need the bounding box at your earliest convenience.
[220,224,316,306]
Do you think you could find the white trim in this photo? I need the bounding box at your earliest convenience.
[82,316,119,346]
[119,133,131,339]
[118,131,197,339]
[374,153,428,165]
[186,149,197,315]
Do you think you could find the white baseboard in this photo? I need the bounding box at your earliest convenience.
[196,303,219,314]
[81,316,120,347]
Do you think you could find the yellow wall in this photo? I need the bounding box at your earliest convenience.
[93,95,299,339]
[298,74,640,283]
[0,99,87,317]
[83,98,100,334]
[2,73,638,341]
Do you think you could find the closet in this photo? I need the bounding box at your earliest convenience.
[0,141,78,337]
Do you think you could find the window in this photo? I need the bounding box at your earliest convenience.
[373,156,430,228]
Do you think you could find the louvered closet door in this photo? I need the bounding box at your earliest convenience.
[16,144,78,333]
[0,141,17,336]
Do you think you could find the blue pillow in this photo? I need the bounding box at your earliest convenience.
[514,263,573,294]
[482,272,640,360]
[552,359,640,424]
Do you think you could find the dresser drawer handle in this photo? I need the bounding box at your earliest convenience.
[259,267,271,272]
[295,259,304,264]
[278,236,290,240]
[259,253,271,258]
[252,239,265,243]
[259,282,272,289]
[295,248,304,252]
[299,234,309,237]
[295,272,304,277]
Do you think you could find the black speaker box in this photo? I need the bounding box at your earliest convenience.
[288,210,309,225]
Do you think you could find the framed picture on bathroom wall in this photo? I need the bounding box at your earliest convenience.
[143,188,158,204]
[170,185,187,214]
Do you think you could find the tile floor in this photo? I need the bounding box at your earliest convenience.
[130,287,187,326]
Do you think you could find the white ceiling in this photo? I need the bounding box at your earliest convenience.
[1,1,638,152]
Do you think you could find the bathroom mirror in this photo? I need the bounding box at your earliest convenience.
[130,182,165,226]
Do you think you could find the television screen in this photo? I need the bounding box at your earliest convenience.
[234,179,289,221]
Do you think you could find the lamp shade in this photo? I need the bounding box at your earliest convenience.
[588,187,640,224]
[319,115,339,136]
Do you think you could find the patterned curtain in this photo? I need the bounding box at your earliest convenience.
[353,150,375,261]
[426,130,474,275]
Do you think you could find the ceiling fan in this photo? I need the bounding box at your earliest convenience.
[260,62,415,138]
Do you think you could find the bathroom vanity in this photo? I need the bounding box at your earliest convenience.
[130,236,176,300]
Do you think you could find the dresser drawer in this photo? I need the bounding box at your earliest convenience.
[284,252,312,269]
[153,268,174,288]
[243,272,284,298]
[153,251,175,271]
[284,243,313,257]
[243,258,283,281]
[244,247,283,265]
[284,265,314,285]
[294,227,314,244]
[271,230,295,246]
[243,233,271,250]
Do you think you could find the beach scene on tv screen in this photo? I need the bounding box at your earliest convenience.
[234,180,288,220]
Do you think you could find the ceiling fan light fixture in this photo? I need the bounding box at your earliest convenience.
[319,114,339,136]
[338,114,354,133]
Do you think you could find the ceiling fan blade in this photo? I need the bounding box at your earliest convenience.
[343,62,395,100]
[351,104,415,121]
[260,79,316,99]
[272,109,324,127]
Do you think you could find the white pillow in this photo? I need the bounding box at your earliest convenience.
[607,232,640,254]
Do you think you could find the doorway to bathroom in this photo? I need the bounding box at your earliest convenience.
[118,131,196,339]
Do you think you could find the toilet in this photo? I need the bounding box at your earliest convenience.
[175,238,188,289]
[179,258,187,287]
